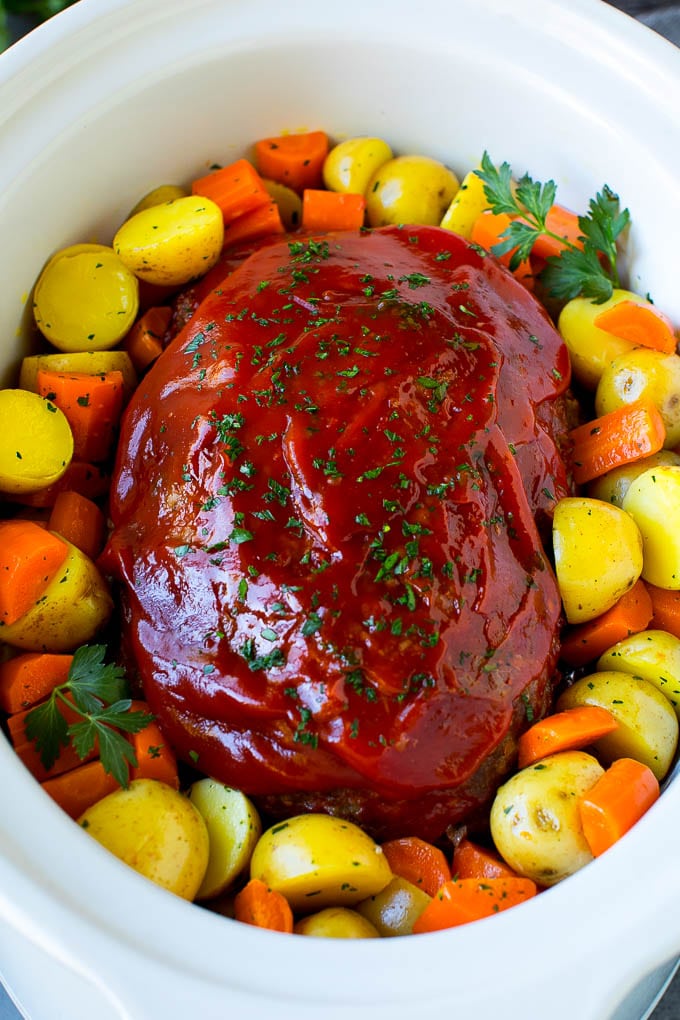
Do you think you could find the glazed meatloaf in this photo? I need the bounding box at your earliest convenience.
[101,225,572,840]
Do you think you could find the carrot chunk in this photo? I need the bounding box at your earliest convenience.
[127,700,179,789]
[124,305,172,373]
[234,878,294,933]
[412,877,537,933]
[253,131,329,193]
[470,210,533,286]
[529,204,584,260]
[579,757,660,857]
[452,839,519,881]
[301,190,366,232]
[0,519,69,626]
[569,398,666,484]
[0,652,73,713]
[517,705,619,768]
[42,759,121,819]
[646,582,680,639]
[381,836,452,897]
[36,369,125,463]
[560,579,653,668]
[48,490,106,560]
[192,158,271,224]
[6,460,110,508]
[222,201,284,249]
[593,300,677,355]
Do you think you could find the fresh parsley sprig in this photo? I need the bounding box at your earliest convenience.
[24,645,154,788]
[475,151,631,303]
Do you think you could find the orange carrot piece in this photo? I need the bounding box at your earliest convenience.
[560,579,653,668]
[42,759,121,819]
[301,190,366,233]
[381,836,452,897]
[192,158,271,224]
[569,398,666,484]
[48,490,106,561]
[222,200,284,249]
[517,705,619,769]
[579,757,660,857]
[412,877,537,933]
[233,878,294,933]
[452,839,519,881]
[593,300,677,355]
[646,582,680,639]
[470,210,533,286]
[9,696,98,782]
[124,305,172,373]
[37,369,125,463]
[253,131,329,193]
[0,652,73,713]
[127,700,179,789]
[6,460,110,508]
[0,520,69,626]
[528,204,584,260]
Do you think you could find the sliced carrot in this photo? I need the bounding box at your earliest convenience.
[233,878,294,933]
[470,210,533,287]
[124,305,172,373]
[381,836,452,897]
[527,204,584,260]
[48,490,106,561]
[560,578,653,668]
[593,300,677,355]
[646,582,680,639]
[9,695,97,782]
[452,838,519,881]
[6,460,110,508]
[222,201,284,249]
[569,398,666,484]
[0,652,73,713]
[301,190,366,232]
[517,705,619,768]
[579,757,660,857]
[42,759,121,819]
[192,158,271,224]
[253,131,329,193]
[127,699,179,789]
[36,369,125,463]
[412,877,537,933]
[0,520,69,626]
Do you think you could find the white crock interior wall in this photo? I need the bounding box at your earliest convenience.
[1,0,679,1017]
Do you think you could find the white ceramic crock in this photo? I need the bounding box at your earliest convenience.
[1,2,680,1018]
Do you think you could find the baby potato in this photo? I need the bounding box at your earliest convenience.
[79,779,209,901]
[294,907,380,938]
[365,155,459,227]
[127,184,188,217]
[262,179,303,230]
[595,349,680,448]
[489,751,604,886]
[557,289,648,390]
[323,137,393,195]
[0,389,73,495]
[188,779,261,900]
[113,195,224,286]
[439,167,489,239]
[597,629,680,716]
[587,450,680,507]
[0,538,113,651]
[356,876,431,937]
[552,497,643,623]
[557,671,679,781]
[33,243,139,352]
[249,813,393,912]
[622,465,680,588]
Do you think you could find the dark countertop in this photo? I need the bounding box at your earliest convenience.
[1,2,679,1019]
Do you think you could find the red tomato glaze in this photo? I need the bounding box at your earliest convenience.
[102,225,571,840]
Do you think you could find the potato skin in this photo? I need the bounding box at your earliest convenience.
[557,289,643,390]
[597,629,680,717]
[622,465,680,589]
[595,349,680,448]
[79,779,209,900]
[113,195,224,286]
[323,137,393,195]
[0,538,113,652]
[365,155,459,227]
[490,751,604,886]
[552,497,643,623]
[557,670,679,781]
[0,389,73,495]
[587,450,680,507]
[249,813,393,912]
[188,780,261,900]
[294,907,380,938]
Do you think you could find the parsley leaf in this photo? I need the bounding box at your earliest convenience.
[475,152,630,303]
[23,645,154,785]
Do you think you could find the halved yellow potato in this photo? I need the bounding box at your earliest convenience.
[294,907,380,938]
[557,289,647,390]
[0,389,73,494]
[622,465,680,589]
[597,629,680,716]
[188,780,261,900]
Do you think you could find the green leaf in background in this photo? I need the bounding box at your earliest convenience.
[0,0,78,51]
